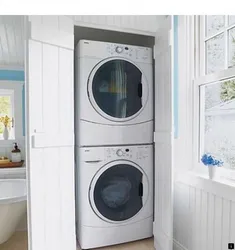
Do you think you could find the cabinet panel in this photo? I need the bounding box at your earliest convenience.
[69,15,159,34]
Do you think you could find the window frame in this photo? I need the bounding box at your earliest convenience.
[194,15,235,179]
[0,81,24,142]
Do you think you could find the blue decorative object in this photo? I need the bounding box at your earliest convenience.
[201,153,223,167]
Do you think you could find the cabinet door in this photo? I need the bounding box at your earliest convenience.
[25,16,76,250]
[153,15,174,250]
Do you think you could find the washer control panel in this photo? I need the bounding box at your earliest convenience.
[105,147,132,159]
[104,145,150,160]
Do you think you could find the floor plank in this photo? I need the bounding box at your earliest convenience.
[0,231,28,250]
[1,232,154,250]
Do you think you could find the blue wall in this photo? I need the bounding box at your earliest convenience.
[0,70,25,136]
[0,70,25,81]
[174,15,179,139]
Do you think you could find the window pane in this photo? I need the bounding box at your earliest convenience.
[0,96,12,135]
[200,79,235,169]
[206,33,225,74]
[229,15,235,25]
[206,15,225,37]
[228,28,235,67]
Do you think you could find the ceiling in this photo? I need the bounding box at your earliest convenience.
[0,15,24,69]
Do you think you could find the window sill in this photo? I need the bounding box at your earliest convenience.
[0,138,25,145]
[0,166,26,179]
[0,139,16,142]
[175,170,235,202]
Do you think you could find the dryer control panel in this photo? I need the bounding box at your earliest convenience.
[76,40,152,64]
[106,43,151,63]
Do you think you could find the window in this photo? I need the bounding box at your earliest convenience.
[0,89,14,139]
[201,15,235,75]
[196,15,235,172]
[199,78,235,170]
[0,81,24,141]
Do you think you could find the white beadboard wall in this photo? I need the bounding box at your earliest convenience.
[174,181,235,250]
[70,15,161,35]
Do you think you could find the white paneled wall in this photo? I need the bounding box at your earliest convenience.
[174,182,235,250]
[70,15,161,35]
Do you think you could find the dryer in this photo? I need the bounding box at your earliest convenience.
[75,145,153,249]
[75,40,153,146]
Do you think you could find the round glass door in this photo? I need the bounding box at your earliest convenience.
[90,163,145,222]
[88,59,148,121]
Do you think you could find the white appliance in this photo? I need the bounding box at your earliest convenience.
[75,40,153,146]
[75,144,153,249]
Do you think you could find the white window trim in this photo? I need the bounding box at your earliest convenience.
[0,81,24,143]
[193,16,235,181]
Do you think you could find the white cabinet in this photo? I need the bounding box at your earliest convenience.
[25,16,76,250]
[69,15,160,35]
[25,15,174,250]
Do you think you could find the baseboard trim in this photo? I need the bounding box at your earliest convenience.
[173,239,188,250]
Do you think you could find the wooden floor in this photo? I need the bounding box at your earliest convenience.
[0,232,28,250]
[1,232,154,250]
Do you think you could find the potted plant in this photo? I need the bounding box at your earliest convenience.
[0,115,13,140]
[201,153,223,179]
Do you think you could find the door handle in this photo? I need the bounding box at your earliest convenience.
[85,160,101,163]
[139,182,143,197]
[138,82,142,98]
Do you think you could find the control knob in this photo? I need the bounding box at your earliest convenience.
[116,149,123,157]
[115,46,123,53]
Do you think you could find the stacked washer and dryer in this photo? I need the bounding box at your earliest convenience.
[75,39,154,249]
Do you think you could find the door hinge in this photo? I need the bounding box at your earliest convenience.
[153,131,156,143]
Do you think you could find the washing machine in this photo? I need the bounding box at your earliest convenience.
[75,144,153,249]
[75,40,153,146]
